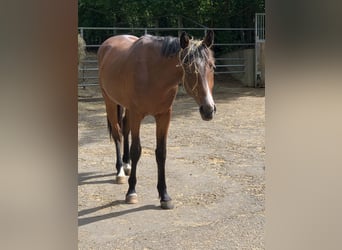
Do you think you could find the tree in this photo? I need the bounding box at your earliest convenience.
[78,0,265,53]
[79,0,264,28]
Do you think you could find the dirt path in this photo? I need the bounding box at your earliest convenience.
[78,77,265,249]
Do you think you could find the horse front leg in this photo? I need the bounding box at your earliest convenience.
[155,110,174,209]
[125,112,142,204]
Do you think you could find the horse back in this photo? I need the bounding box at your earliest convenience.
[98,35,138,68]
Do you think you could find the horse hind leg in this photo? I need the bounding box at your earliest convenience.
[122,109,131,176]
[114,136,126,184]
[106,102,126,184]
[125,112,143,204]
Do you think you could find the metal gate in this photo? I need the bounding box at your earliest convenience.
[255,13,266,87]
[78,25,262,87]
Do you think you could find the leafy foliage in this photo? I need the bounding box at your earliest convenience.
[78,0,265,54]
[79,0,264,27]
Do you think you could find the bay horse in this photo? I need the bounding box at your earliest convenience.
[98,30,216,209]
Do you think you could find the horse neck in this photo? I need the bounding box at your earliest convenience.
[157,55,184,88]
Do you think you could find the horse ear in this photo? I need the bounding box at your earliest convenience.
[203,30,214,48]
[180,31,190,49]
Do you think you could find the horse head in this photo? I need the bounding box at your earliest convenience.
[179,30,216,121]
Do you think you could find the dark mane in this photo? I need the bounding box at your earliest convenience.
[141,34,214,66]
[161,36,181,57]
[139,35,180,57]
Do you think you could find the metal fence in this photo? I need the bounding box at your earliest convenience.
[255,13,266,87]
[78,26,261,87]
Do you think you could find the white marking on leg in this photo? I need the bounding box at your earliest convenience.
[117,166,125,177]
[123,163,131,175]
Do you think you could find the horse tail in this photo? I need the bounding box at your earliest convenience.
[117,105,123,130]
[101,85,124,143]
[117,105,125,141]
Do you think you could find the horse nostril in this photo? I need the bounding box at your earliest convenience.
[200,105,215,115]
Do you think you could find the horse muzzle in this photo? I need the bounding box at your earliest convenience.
[199,104,216,121]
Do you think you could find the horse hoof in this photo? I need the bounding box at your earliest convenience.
[160,200,174,209]
[116,166,126,184]
[124,168,131,176]
[116,175,126,184]
[125,193,138,204]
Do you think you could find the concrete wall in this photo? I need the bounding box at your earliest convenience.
[256,42,265,87]
[223,49,255,87]
[222,45,265,88]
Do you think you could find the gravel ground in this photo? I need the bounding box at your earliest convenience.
[78,76,265,249]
